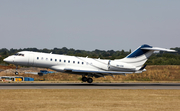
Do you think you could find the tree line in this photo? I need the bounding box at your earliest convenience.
[0,47,180,65]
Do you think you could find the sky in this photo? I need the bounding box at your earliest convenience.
[0,0,180,51]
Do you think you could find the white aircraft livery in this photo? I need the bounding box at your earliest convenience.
[3,44,176,83]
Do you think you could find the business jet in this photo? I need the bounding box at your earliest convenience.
[3,44,176,83]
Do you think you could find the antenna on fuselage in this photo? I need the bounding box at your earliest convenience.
[50,52,52,54]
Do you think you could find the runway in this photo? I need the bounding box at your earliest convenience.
[0,83,180,89]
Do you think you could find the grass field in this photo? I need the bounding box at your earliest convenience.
[0,89,180,111]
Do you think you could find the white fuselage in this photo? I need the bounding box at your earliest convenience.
[4,51,136,73]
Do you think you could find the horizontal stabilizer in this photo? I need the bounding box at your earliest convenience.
[141,47,176,52]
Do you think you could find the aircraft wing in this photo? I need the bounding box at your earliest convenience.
[64,68,133,75]
[50,65,134,78]
[50,65,134,75]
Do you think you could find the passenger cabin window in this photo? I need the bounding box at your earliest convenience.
[46,58,48,61]
[50,58,53,61]
[37,57,39,60]
[59,59,61,62]
[64,60,66,63]
[73,61,75,64]
[68,60,70,63]
[82,62,84,65]
[41,57,43,60]
[55,59,57,62]
[78,61,80,64]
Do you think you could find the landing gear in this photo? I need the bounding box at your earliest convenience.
[15,65,19,75]
[87,78,93,83]
[15,71,19,75]
[82,77,87,82]
[81,76,93,83]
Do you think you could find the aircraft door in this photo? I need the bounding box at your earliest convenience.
[28,53,34,66]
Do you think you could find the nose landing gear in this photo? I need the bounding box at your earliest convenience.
[15,65,19,75]
[15,71,19,75]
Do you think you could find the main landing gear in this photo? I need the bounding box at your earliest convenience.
[82,76,93,83]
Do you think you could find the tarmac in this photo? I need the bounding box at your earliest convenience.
[0,83,180,89]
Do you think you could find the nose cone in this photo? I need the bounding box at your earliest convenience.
[3,57,13,63]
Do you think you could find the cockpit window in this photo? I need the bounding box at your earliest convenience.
[14,53,24,56]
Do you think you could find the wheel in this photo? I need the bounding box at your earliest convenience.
[15,71,19,75]
[82,77,87,82]
[87,78,93,83]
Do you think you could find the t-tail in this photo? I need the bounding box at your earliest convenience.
[116,44,176,71]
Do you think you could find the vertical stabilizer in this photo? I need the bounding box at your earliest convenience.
[115,44,176,70]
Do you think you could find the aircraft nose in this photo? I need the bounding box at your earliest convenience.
[3,57,13,63]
